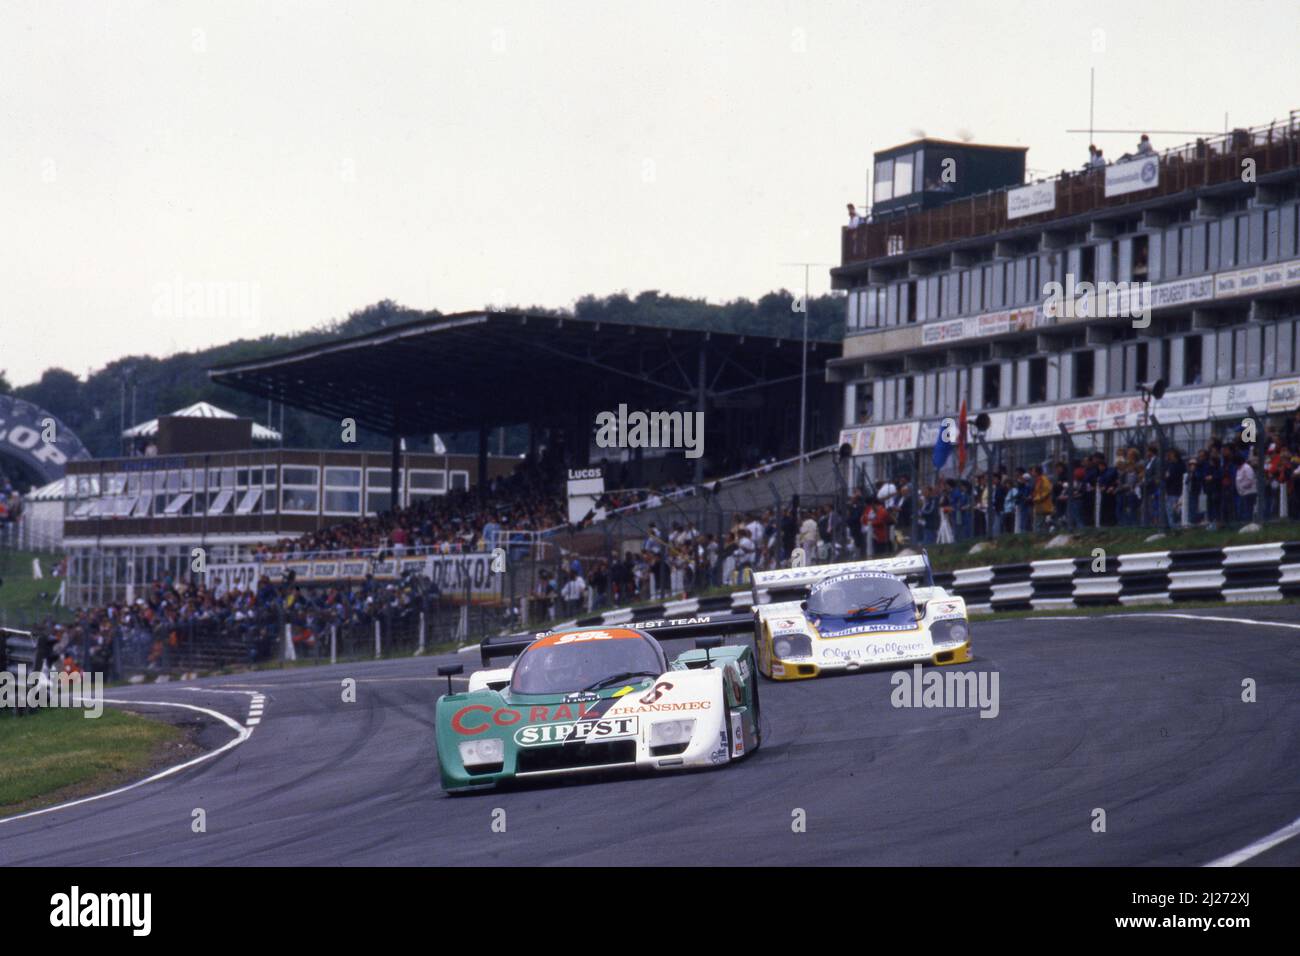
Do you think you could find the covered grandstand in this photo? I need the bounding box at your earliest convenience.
[208,310,843,498]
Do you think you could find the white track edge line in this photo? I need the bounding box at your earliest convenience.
[1205,816,1300,867]
[0,698,252,825]
[1033,612,1300,630]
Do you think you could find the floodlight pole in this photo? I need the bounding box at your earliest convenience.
[390,431,402,512]
[782,260,831,501]
[798,262,809,500]
[695,345,707,487]
[1140,385,1169,530]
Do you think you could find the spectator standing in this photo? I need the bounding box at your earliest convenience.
[865,497,893,555]
[1031,466,1054,532]
[920,485,940,545]
[936,483,956,544]
[560,570,586,616]
[1235,455,1258,523]
[1164,449,1186,526]
[798,511,819,558]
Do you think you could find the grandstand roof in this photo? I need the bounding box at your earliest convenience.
[208,311,837,437]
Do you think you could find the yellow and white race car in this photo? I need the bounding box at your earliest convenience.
[748,554,972,680]
[562,554,970,683]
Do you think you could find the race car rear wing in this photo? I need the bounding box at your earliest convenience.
[750,551,934,604]
[479,610,755,667]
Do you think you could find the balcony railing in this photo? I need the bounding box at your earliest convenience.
[841,113,1300,267]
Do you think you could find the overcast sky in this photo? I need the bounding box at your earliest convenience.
[2,0,1297,386]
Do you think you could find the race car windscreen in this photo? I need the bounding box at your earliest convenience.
[805,572,916,625]
[511,631,665,695]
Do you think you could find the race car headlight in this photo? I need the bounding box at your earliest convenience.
[772,634,811,660]
[931,620,970,646]
[458,738,505,767]
[649,719,696,747]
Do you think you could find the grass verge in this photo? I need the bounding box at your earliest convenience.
[0,548,72,627]
[0,707,190,818]
[922,521,1293,572]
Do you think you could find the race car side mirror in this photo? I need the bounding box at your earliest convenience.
[800,601,807,611]
[695,636,723,664]
[437,663,464,695]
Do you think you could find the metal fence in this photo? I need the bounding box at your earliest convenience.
[0,520,62,555]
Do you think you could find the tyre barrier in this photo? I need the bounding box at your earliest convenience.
[930,541,1300,613]
[561,541,1300,627]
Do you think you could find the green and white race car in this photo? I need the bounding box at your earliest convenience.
[434,625,761,793]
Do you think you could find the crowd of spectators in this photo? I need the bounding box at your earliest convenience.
[36,468,574,674]
[868,431,1278,547]
[254,472,565,560]
[0,475,22,526]
[521,504,857,622]
[43,565,441,677]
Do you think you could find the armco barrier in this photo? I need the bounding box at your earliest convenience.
[556,541,1300,627]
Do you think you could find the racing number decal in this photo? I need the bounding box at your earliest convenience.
[640,681,673,704]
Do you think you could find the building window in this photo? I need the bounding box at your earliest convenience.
[281,466,320,514]
[855,384,873,424]
[366,468,402,514]
[1074,350,1095,398]
[449,471,470,492]
[408,469,447,502]
[1133,341,1151,391]
[324,467,362,516]
[1079,245,1095,284]
[982,364,1001,408]
[207,487,235,516]
[1028,357,1047,404]
[262,466,277,513]
[1132,235,1149,279]
[893,154,914,198]
[1220,217,1238,268]
[873,158,894,203]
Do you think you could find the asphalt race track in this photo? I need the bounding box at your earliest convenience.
[3,607,1298,866]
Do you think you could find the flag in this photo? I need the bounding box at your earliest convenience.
[957,400,968,474]
[933,428,953,471]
